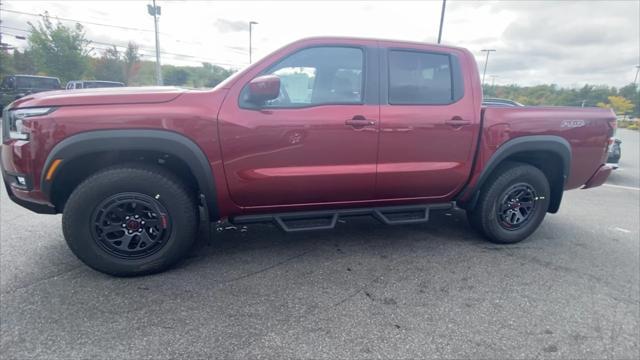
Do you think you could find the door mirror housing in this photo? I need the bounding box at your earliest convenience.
[248,75,280,104]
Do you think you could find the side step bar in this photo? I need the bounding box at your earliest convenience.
[230,203,454,233]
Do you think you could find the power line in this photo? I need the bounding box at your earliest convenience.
[2,8,156,33]
[0,26,245,67]
[1,7,242,51]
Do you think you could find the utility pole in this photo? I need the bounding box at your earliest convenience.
[634,65,640,87]
[249,21,258,64]
[437,0,446,44]
[490,75,497,88]
[481,49,496,86]
[148,0,163,85]
[0,0,4,51]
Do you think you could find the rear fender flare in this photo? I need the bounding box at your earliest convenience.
[459,135,571,213]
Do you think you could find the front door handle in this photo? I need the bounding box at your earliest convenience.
[345,115,375,127]
[445,116,471,127]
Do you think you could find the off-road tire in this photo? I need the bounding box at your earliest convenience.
[62,165,198,276]
[467,162,550,244]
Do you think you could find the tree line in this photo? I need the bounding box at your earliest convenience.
[484,83,638,118]
[0,13,234,88]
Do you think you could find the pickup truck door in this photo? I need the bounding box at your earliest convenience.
[376,45,480,200]
[218,45,380,207]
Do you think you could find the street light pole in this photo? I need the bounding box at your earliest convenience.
[481,49,496,86]
[437,0,446,44]
[148,0,163,85]
[249,21,258,64]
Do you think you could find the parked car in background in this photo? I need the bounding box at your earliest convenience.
[606,137,622,169]
[482,97,524,107]
[1,37,616,276]
[65,80,125,90]
[1,75,61,108]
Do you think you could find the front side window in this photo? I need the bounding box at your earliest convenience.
[389,50,453,105]
[241,46,364,108]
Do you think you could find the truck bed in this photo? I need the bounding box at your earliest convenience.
[478,106,615,189]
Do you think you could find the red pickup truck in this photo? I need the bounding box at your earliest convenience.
[2,37,615,276]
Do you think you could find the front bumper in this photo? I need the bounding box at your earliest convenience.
[582,164,613,189]
[2,170,57,213]
[1,143,57,214]
[2,175,57,214]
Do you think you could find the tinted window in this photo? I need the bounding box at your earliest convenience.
[15,77,60,90]
[84,81,124,88]
[242,46,364,108]
[389,50,453,105]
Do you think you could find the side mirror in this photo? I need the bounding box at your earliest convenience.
[248,75,280,103]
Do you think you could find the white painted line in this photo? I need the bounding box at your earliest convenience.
[614,227,631,233]
[602,184,640,191]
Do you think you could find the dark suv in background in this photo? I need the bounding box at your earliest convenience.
[1,75,61,108]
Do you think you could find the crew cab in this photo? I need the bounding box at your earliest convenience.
[1,37,616,276]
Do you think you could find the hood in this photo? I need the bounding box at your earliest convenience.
[9,86,186,108]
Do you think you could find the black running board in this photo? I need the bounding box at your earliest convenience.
[230,203,454,233]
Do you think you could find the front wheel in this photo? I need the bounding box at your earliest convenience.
[467,162,550,244]
[62,165,198,276]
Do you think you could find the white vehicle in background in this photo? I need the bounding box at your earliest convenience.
[66,80,125,89]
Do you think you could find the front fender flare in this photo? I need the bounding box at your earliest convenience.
[41,129,219,220]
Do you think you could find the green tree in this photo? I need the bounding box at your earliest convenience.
[92,46,125,82]
[0,49,15,78]
[618,83,640,117]
[27,12,91,83]
[163,66,189,86]
[597,95,635,119]
[12,50,37,75]
[123,42,141,85]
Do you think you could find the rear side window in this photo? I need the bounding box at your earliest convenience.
[389,50,460,105]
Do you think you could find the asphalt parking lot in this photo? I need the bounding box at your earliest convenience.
[1,130,639,359]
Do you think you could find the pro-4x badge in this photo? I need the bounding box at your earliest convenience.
[561,120,586,128]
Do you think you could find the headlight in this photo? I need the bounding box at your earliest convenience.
[4,107,55,141]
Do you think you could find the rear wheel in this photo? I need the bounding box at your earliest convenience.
[467,162,550,244]
[62,165,198,276]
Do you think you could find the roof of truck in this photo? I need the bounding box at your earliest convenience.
[290,36,468,52]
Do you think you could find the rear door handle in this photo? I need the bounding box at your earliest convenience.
[345,115,376,127]
[445,117,471,127]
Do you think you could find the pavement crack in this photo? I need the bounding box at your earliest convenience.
[332,274,383,307]
[223,250,312,283]
[1,264,84,295]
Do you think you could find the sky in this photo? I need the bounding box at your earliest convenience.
[1,0,639,87]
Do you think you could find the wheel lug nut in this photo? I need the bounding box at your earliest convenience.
[141,221,145,225]
[121,224,126,227]
[125,216,130,220]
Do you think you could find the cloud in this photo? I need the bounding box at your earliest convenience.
[213,19,249,33]
[468,0,640,86]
